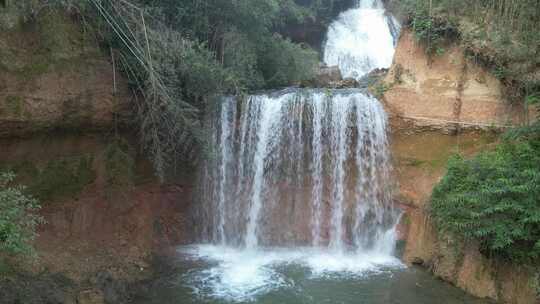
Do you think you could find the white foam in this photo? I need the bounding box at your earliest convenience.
[323,3,397,79]
[179,245,403,302]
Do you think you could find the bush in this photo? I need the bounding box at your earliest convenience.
[409,9,459,56]
[0,172,43,256]
[258,34,318,88]
[86,0,320,179]
[431,132,540,264]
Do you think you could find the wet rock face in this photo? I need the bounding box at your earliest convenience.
[0,272,77,304]
[78,289,105,304]
[278,0,357,51]
[317,65,343,84]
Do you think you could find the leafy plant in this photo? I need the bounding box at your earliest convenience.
[80,0,323,179]
[431,130,540,265]
[410,9,458,56]
[0,172,44,256]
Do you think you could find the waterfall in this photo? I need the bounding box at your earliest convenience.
[190,0,402,299]
[203,89,398,253]
[323,0,400,79]
[200,0,400,254]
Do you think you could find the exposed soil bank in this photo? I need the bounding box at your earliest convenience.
[382,30,534,134]
[0,9,132,138]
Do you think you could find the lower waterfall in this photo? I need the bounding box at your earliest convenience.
[201,89,398,253]
[190,89,402,301]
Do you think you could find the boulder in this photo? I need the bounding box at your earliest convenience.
[316,65,343,85]
[301,64,362,88]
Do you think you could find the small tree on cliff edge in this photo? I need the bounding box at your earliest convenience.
[0,172,43,258]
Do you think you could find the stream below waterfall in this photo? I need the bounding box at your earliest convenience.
[135,0,494,303]
[132,246,493,303]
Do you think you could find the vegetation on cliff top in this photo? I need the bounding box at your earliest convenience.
[388,0,540,103]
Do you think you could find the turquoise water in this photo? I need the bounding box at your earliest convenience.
[133,245,494,304]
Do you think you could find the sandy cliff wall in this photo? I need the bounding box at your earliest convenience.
[383,30,531,133]
[0,134,194,303]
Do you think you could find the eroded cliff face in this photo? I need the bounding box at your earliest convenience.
[383,30,532,133]
[0,10,195,304]
[0,10,132,138]
[386,31,538,304]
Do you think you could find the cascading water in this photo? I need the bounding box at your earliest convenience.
[187,0,403,300]
[203,90,397,252]
[323,0,400,79]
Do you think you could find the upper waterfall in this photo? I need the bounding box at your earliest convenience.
[323,0,400,79]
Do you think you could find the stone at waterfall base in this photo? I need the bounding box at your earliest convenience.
[300,64,361,88]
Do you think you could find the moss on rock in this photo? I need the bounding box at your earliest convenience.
[104,138,135,198]
[0,155,97,202]
[3,95,24,117]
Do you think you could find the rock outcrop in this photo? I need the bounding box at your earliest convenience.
[302,64,361,88]
[382,30,532,133]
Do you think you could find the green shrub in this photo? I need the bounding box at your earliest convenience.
[257,34,318,88]
[410,10,458,56]
[431,131,540,264]
[0,172,43,256]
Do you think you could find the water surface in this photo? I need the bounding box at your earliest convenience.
[133,245,494,304]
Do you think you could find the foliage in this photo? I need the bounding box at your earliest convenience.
[81,0,326,179]
[0,172,43,256]
[139,0,320,91]
[258,34,318,88]
[410,9,458,56]
[372,82,390,99]
[0,155,96,202]
[8,0,343,180]
[431,128,540,264]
